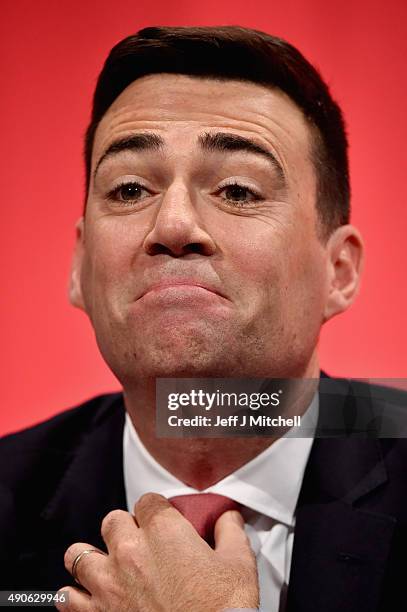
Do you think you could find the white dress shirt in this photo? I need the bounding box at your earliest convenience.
[123,396,318,612]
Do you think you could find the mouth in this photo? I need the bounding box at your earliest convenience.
[139,279,227,301]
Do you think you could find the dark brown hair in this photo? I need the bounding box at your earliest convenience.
[85,26,350,234]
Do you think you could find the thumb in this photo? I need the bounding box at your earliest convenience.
[214,510,254,560]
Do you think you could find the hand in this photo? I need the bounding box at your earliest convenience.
[57,493,259,612]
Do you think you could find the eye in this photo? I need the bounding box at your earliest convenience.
[218,183,261,206]
[107,181,150,205]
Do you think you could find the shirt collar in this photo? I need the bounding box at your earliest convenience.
[123,394,318,527]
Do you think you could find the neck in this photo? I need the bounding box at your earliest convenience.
[123,355,320,490]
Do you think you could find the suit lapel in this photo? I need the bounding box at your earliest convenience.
[18,394,128,588]
[41,394,127,546]
[286,382,395,612]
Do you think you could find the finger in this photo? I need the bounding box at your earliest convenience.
[214,510,254,561]
[134,492,180,530]
[55,586,92,611]
[64,543,107,592]
[100,509,139,552]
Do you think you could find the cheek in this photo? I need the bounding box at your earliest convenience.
[80,222,143,311]
[222,216,327,311]
[218,218,294,289]
[285,240,328,318]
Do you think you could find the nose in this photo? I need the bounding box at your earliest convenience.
[143,183,217,257]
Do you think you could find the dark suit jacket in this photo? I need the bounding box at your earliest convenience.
[1,380,407,611]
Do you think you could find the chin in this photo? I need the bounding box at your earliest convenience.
[136,351,229,378]
[136,327,223,368]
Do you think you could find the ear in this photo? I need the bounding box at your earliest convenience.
[69,217,86,310]
[323,224,364,322]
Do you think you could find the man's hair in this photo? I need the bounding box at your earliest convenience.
[85,26,350,235]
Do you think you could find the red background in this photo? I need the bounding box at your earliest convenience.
[1,0,406,435]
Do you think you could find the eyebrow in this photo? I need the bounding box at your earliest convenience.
[199,132,285,181]
[94,133,164,179]
[93,130,285,182]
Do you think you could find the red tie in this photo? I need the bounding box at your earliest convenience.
[169,493,241,546]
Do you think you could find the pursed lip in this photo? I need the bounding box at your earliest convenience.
[138,278,227,300]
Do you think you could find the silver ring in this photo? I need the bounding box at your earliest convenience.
[71,548,105,585]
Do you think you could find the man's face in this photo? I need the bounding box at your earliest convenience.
[71,74,331,383]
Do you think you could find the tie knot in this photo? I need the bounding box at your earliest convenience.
[169,493,241,545]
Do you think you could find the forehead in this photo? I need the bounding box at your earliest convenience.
[92,74,313,173]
